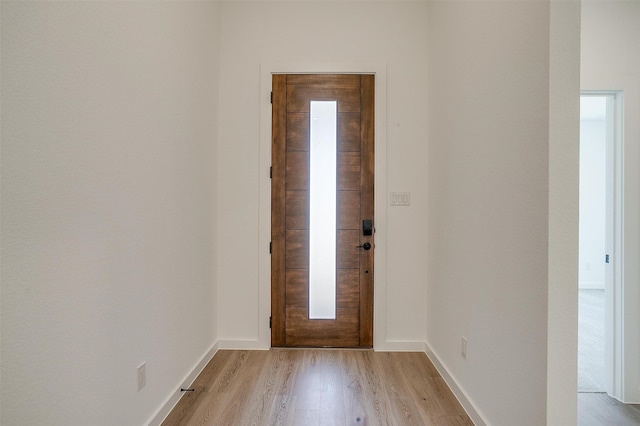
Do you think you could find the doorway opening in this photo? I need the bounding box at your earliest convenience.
[578,91,623,397]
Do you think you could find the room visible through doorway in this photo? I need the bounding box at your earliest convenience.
[578,92,622,398]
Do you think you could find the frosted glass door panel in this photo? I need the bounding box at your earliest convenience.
[308,101,337,319]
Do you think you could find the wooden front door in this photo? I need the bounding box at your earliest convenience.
[271,74,374,348]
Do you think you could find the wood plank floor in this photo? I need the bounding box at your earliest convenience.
[579,393,640,425]
[162,349,473,426]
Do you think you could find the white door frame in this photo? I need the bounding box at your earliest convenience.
[257,62,392,350]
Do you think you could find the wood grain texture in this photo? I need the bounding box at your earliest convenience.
[287,75,361,113]
[271,74,287,346]
[285,269,308,307]
[337,269,359,308]
[162,350,474,426]
[578,393,640,425]
[285,308,359,347]
[286,113,309,151]
[285,151,309,191]
[338,152,361,191]
[338,190,360,230]
[337,230,359,269]
[339,113,361,152]
[358,74,375,347]
[272,74,374,348]
[285,190,308,230]
[285,230,308,269]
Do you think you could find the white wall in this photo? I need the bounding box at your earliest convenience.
[216,1,583,422]
[216,1,429,349]
[546,2,581,422]
[0,2,220,425]
[426,1,580,424]
[581,0,640,403]
[0,1,589,424]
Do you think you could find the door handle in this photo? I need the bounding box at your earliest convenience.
[356,242,372,250]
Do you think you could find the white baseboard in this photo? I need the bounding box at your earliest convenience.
[374,340,427,352]
[424,343,488,426]
[147,341,219,426]
[218,339,268,350]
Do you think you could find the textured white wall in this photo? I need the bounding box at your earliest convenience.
[216,1,429,348]
[426,1,579,424]
[582,0,640,403]
[0,2,220,425]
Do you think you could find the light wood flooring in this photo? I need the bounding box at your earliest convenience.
[162,349,473,426]
[579,393,640,425]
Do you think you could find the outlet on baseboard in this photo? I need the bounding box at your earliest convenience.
[138,362,146,391]
[461,337,467,360]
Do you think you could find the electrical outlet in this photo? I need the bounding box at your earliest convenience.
[138,362,146,391]
[461,337,467,360]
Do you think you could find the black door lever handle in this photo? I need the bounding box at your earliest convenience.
[356,242,372,250]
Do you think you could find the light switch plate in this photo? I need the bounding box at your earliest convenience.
[390,192,410,206]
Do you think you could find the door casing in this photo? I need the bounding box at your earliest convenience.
[257,63,390,350]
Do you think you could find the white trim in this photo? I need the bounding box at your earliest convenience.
[258,62,388,350]
[218,339,266,350]
[424,343,488,426]
[611,91,625,401]
[147,342,219,426]
[375,341,427,352]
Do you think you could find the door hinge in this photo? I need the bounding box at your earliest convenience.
[269,241,272,254]
[269,316,272,329]
[270,166,273,179]
[606,254,610,263]
[270,92,273,104]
